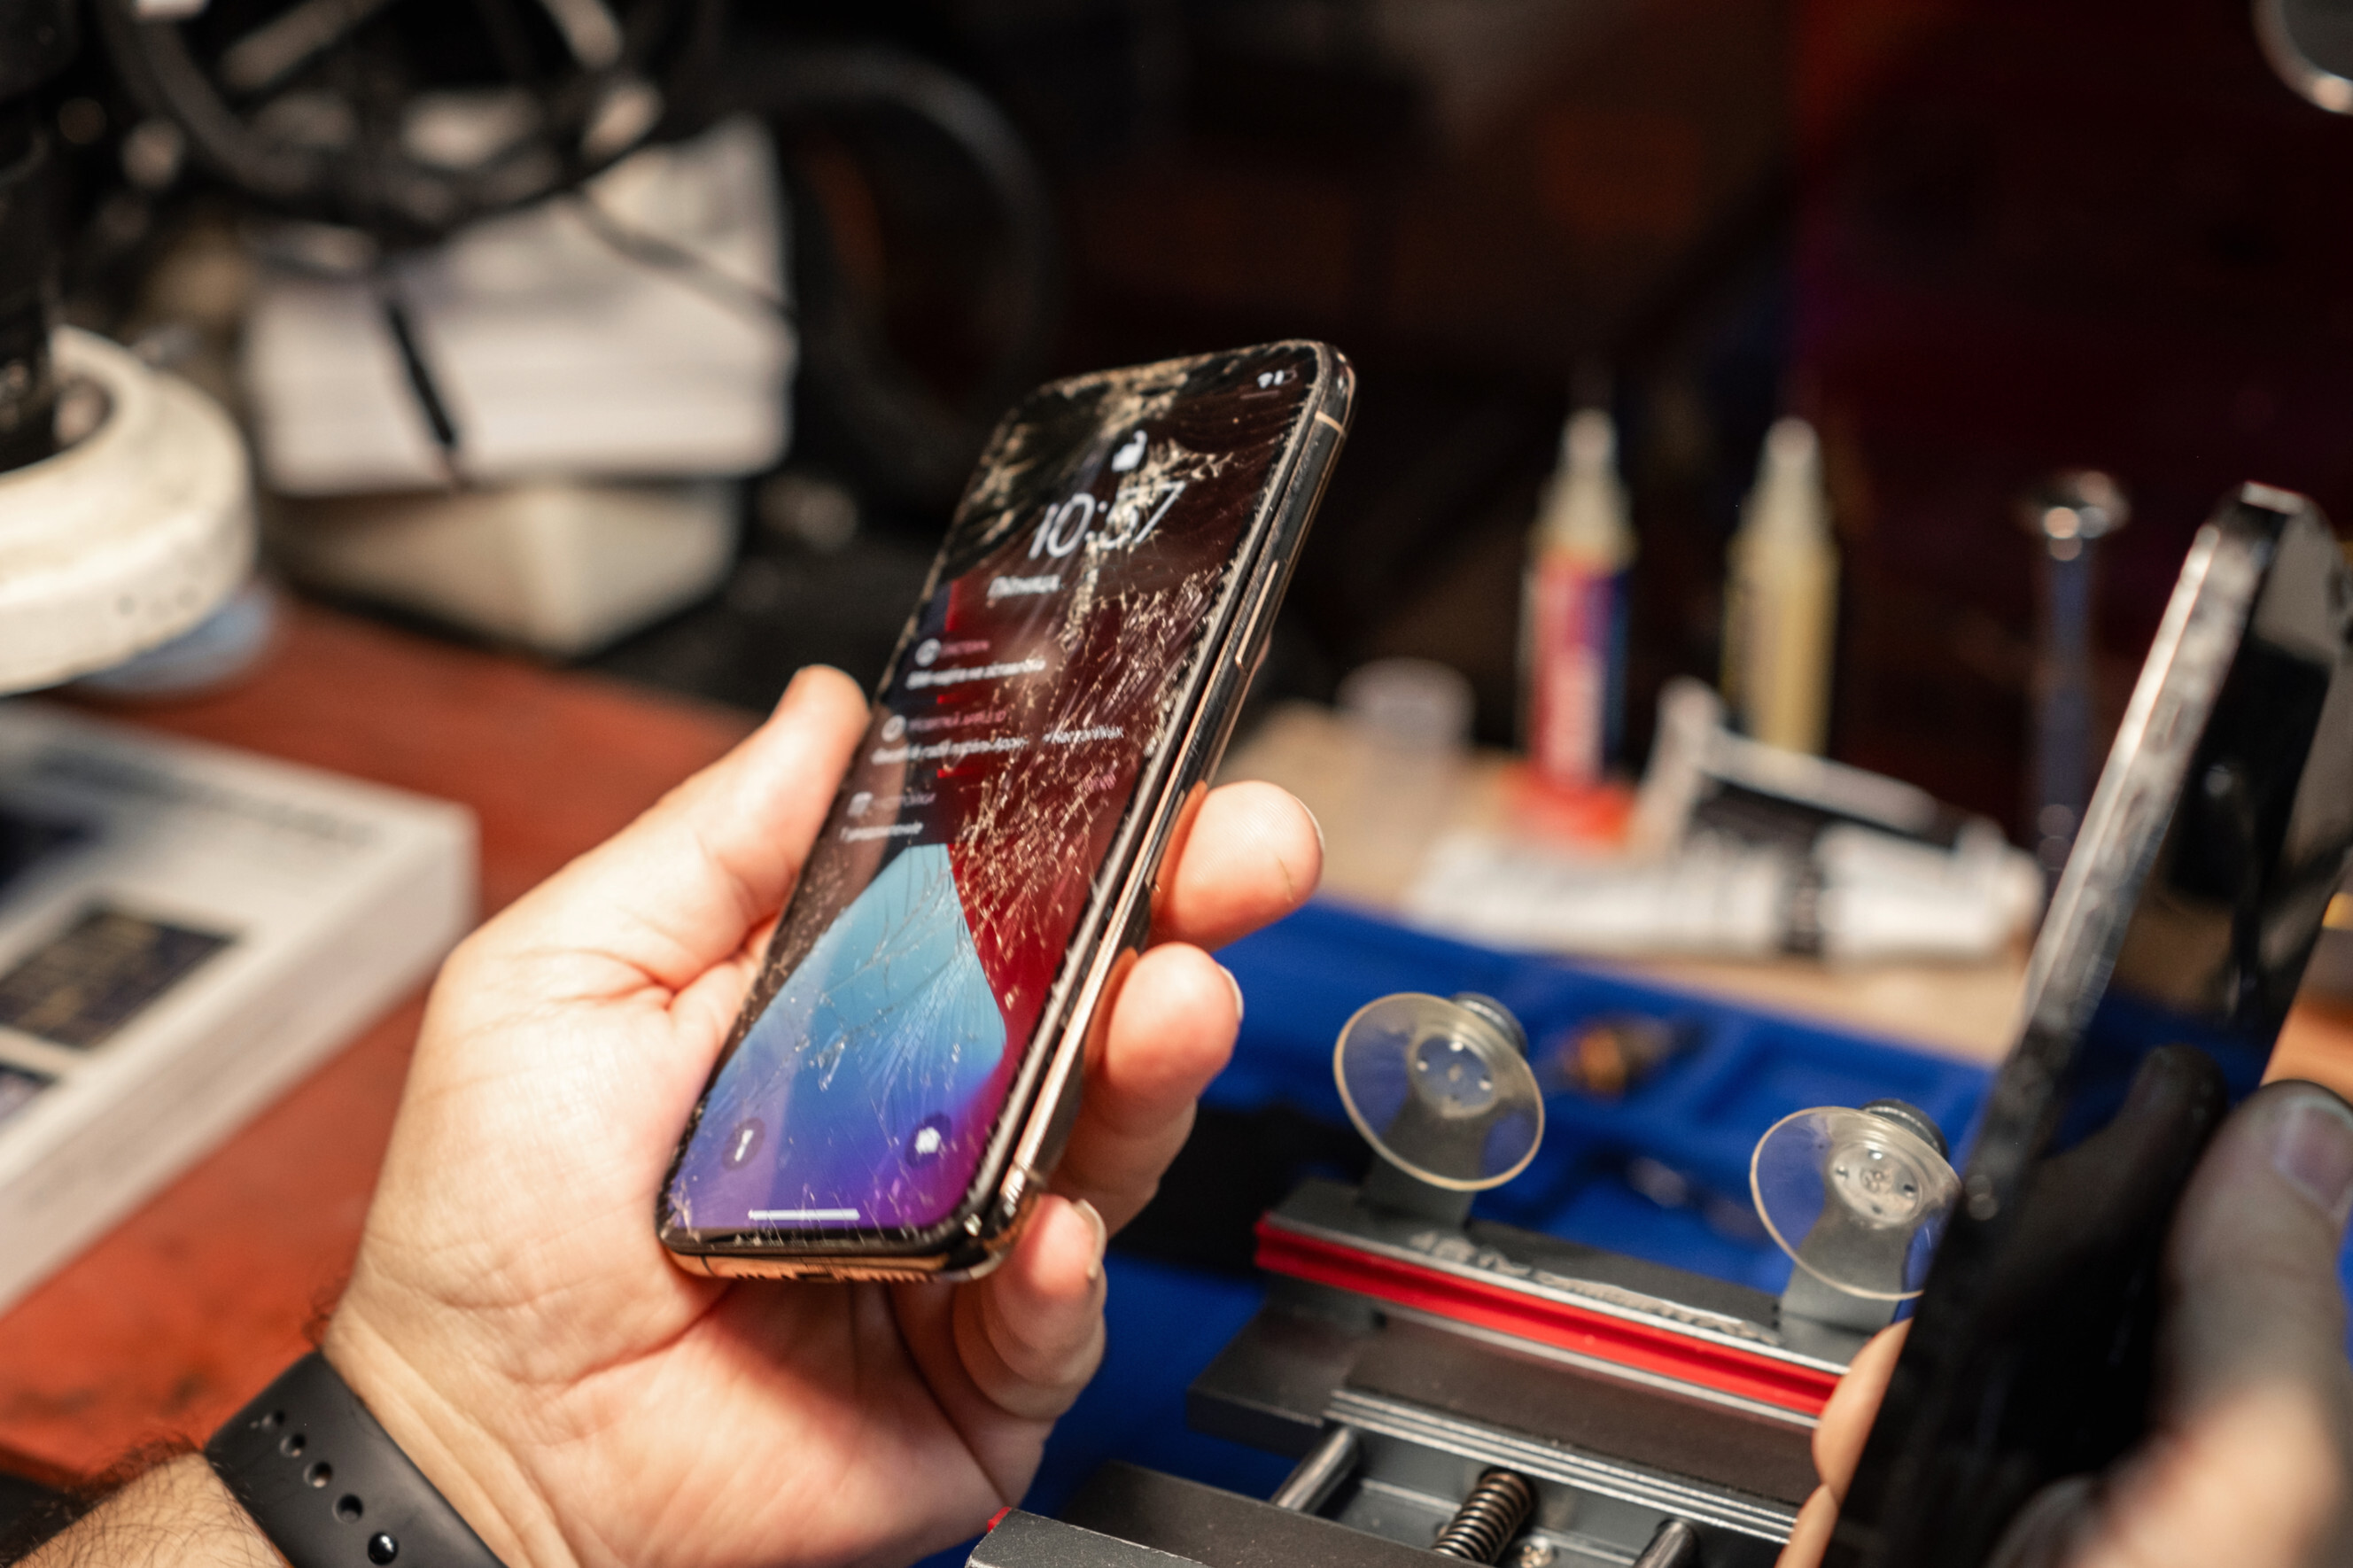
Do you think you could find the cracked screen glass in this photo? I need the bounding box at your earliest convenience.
[665,344,1324,1239]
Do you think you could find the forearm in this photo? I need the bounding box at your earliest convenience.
[19,1457,284,1568]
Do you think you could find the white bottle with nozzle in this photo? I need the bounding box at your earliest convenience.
[1723,417,1838,756]
[1522,408,1636,788]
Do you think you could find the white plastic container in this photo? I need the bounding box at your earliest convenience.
[1723,418,1838,755]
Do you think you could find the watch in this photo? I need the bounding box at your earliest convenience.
[206,1352,508,1568]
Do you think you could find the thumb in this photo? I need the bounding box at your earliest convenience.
[1774,1323,1909,1568]
[1990,1081,2353,1568]
[2160,1080,2353,1422]
[474,665,869,993]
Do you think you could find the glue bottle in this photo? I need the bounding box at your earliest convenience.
[1521,408,1635,788]
[1722,417,1838,755]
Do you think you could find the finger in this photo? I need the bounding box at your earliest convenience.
[1054,943,1239,1232]
[2091,1080,2353,1566]
[1990,1083,2353,1568]
[1774,1323,1908,1568]
[1153,781,1322,951]
[1774,1486,1841,1568]
[1993,1391,2340,1568]
[479,666,869,994]
[1813,1321,1909,1500]
[2160,1081,2353,1417]
[951,1196,1109,1424]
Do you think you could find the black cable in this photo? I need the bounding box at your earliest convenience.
[93,0,725,242]
[565,192,796,328]
[742,44,1060,508]
[377,288,462,480]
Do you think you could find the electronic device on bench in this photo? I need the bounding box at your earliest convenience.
[969,484,2353,1568]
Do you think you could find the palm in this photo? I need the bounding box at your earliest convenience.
[353,967,1025,1568]
[326,670,1321,1568]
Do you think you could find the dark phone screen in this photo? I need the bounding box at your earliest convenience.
[663,344,1323,1240]
[1829,497,2353,1567]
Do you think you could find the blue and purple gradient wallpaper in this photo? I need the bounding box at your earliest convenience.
[664,345,1320,1238]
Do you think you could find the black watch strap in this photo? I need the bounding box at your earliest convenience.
[206,1351,509,1568]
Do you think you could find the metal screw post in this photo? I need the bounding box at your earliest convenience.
[1432,1468,1536,1562]
[2019,470,2129,881]
[1269,1424,1360,1515]
[1632,1518,1702,1568]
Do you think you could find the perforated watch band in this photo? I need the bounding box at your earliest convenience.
[206,1352,509,1568]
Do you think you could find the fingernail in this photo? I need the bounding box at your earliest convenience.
[1301,801,1326,858]
[774,664,852,715]
[1219,963,1246,1026]
[2268,1092,2353,1230]
[1073,1198,1107,1283]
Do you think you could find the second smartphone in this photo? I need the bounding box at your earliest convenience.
[658,340,1354,1281]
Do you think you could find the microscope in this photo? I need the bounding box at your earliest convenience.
[0,0,252,695]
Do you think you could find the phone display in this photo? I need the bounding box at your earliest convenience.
[1829,486,2353,1567]
[659,342,1349,1275]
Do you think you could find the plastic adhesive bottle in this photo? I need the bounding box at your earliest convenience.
[1522,408,1635,788]
[1723,417,1838,755]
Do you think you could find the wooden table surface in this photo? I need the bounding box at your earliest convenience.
[0,602,755,1484]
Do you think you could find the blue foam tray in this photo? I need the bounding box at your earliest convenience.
[920,900,2353,1564]
[1213,900,1995,1294]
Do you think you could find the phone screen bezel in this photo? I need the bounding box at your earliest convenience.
[656,340,1348,1269]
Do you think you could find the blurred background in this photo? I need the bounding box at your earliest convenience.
[9,2,2353,1549]
[31,0,2353,834]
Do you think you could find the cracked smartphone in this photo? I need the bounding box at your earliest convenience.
[657,341,1353,1281]
[1828,485,2353,1567]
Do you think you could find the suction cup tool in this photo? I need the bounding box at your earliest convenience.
[1335,993,1544,1192]
[1752,1102,1960,1301]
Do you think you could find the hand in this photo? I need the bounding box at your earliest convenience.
[312,667,1323,1568]
[1776,1081,2353,1568]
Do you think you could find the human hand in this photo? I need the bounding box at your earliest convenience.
[1775,1080,2353,1568]
[317,666,1323,1568]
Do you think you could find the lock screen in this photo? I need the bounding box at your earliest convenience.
[664,345,1323,1238]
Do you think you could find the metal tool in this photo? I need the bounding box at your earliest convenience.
[1755,1098,1958,1337]
[2019,471,2129,881]
[2259,0,2353,113]
[1633,1518,1703,1568]
[1431,1469,1536,1562]
[1270,1424,1360,1514]
[1340,991,1545,1227]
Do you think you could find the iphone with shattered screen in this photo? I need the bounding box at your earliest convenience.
[657,341,1353,1281]
[1827,485,2353,1567]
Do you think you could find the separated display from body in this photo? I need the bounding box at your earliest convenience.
[1829,485,2353,1566]
[658,341,1353,1280]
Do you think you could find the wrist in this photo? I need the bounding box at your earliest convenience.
[25,1455,286,1568]
[318,1313,571,1568]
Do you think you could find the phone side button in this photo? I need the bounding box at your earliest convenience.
[1242,598,1278,672]
[1234,571,1282,677]
[1236,629,1269,682]
[1013,1067,1086,1209]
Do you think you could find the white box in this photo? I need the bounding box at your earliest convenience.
[0,704,476,1312]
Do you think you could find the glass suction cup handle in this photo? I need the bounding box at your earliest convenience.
[1751,1100,1960,1301]
[1333,991,1545,1192]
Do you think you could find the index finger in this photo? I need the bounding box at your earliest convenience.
[1152,780,1322,951]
